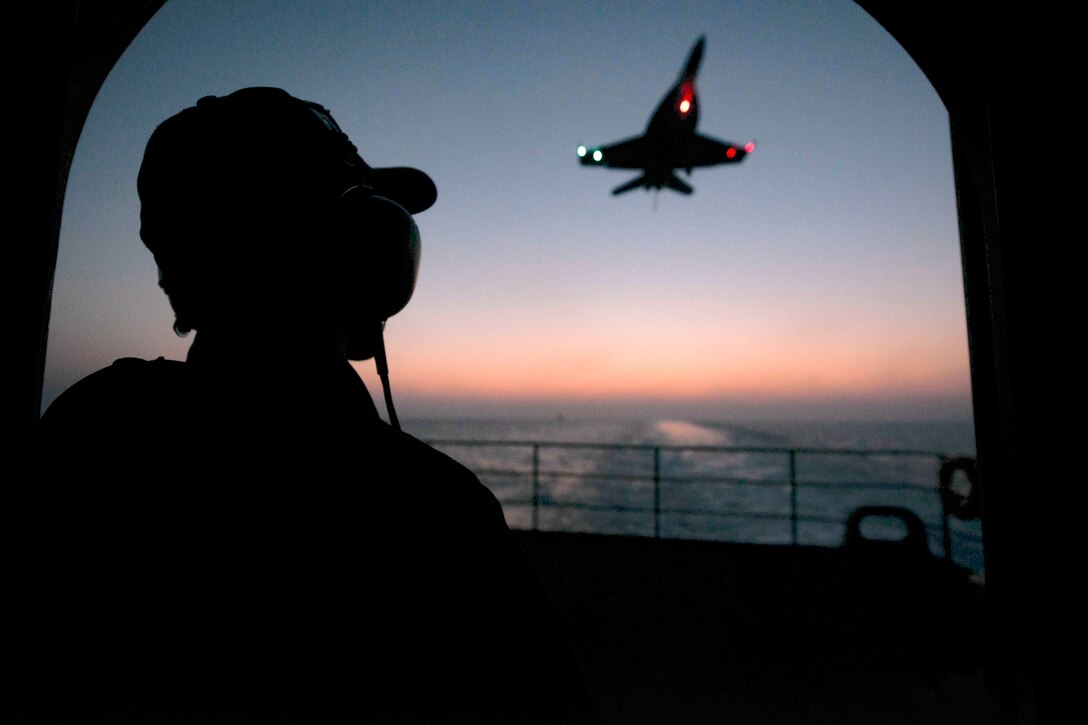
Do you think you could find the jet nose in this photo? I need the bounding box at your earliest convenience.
[683,36,705,79]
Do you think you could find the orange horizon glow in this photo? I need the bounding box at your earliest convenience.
[383,365,969,401]
[366,246,974,412]
[364,328,971,403]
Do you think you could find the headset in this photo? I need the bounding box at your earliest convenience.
[326,185,421,430]
[298,95,425,431]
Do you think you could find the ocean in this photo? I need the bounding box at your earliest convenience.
[403,417,984,575]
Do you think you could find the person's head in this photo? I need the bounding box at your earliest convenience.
[137,87,435,354]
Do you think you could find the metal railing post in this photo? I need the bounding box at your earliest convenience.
[939,455,952,561]
[653,446,661,538]
[531,444,540,531]
[788,449,798,545]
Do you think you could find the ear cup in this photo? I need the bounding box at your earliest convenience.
[328,187,421,360]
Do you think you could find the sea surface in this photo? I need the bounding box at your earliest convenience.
[404,417,983,574]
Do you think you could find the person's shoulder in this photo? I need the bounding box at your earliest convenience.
[38,357,189,434]
[371,423,507,529]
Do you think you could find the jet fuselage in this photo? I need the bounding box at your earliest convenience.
[641,77,701,187]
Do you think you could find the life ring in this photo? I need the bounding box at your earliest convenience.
[939,456,981,520]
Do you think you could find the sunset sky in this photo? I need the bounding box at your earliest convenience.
[44,0,972,422]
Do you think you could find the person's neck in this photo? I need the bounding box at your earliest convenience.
[186,324,348,373]
[184,322,382,421]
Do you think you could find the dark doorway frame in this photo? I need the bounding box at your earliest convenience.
[8,3,1073,722]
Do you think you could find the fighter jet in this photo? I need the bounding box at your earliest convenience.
[577,36,755,195]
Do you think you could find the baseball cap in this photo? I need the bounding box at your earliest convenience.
[138,86,437,226]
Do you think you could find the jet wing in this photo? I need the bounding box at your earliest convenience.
[678,133,753,168]
[580,134,646,169]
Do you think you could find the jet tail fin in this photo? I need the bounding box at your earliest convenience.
[612,175,648,195]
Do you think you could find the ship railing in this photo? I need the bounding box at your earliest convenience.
[424,439,983,567]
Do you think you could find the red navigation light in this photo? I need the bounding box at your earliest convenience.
[677,81,695,115]
[726,147,736,159]
[745,141,756,153]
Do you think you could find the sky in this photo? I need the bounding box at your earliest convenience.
[44,0,972,422]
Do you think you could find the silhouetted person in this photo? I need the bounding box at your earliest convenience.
[7,87,594,724]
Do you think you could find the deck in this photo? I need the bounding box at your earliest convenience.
[513,530,994,724]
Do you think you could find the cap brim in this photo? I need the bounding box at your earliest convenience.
[367,166,437,214]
